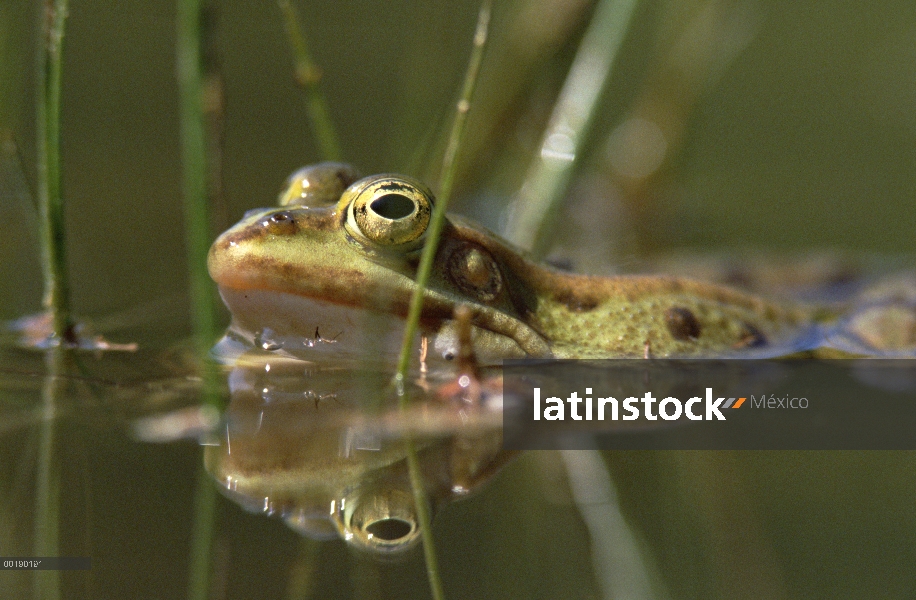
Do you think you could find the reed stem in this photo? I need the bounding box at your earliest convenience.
[36,0,73,343]
[394,0,492,383]
[176,0,221,597]
[393,3,494,600]
[504,0,641,258]
[277,0,342,161]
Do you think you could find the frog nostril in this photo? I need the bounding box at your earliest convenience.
[261,210,298,235]
[370,194,415,220]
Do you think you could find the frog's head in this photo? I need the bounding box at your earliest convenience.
[207,163,550,364]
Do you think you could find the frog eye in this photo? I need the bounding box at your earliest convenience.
[342,176,433,247]
[279,162,361,207]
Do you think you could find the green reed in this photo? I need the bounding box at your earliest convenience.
[177,0,218,363]
[392,2,492,388]
[504,0,641,258]
[176,0,222,597]
[36,0,73,341]
[278,0,343,162]
[32,1,71,598]
[392,2,493,599]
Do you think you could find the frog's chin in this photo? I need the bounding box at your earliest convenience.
[214,286,413,364]
[213,286,527,366]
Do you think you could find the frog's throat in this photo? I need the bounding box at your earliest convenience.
[215,286,538,363]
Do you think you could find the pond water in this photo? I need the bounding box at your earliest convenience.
[4,328,916,598]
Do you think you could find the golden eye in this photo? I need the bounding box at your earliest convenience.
[278,162,360,207]
[341,175,433,247]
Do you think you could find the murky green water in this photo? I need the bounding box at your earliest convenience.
[2,0,916,598]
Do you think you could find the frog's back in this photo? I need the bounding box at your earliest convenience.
[526,272,813,358]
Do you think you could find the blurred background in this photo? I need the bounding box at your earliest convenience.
[1,0,916,598]
[2,0,914,320]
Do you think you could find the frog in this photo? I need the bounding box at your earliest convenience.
[207,162,823,365]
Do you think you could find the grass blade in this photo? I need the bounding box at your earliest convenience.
[176,0,222,597]
[36,0,73,343]
[277,0,342,162]
[393,2,494,599]
[503,0,641,258]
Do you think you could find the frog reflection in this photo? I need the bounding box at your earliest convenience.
[204,351,509,552]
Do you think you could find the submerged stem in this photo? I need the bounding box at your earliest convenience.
[404,438,445,600]
[33,347,63,600]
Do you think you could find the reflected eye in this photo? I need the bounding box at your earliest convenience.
[279,162,360,207]
[363,517,414,542]
[333,487,423,553]
[342,176,433,247]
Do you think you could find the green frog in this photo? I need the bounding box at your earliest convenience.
[208,163,823,364]
[204,164,914,553]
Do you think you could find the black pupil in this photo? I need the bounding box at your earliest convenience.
[365,518,412,541]
[370,194,415,220]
